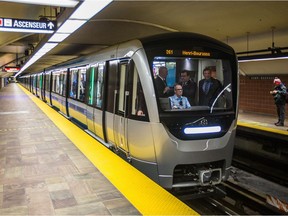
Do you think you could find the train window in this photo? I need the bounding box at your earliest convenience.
[153,57,233,112]
[118,64,126,113]
[130,66,148,118]
[69,69,78,99]
[95,63,104,108]
[87,66,96,106]
[45,73,50,91]
[87,63,104,108]
[52,70,61,94]
[38,74,42,90]
[77,68,86,101]
[106,60,118,113]
[63,70,68,96]
[60,70,67,96]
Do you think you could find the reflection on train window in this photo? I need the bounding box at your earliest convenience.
[77,68,86,101]
[87,66,95,106]
[52,70,61,94]
[131,66,148,118]
[95,63,104,108]
[70,69,78,99]
[118,64,126,113]
[86,63,104,108]
[38,75,42,91]
[45,73,50,91]
[153,57,233,112]
[60,70,67,96]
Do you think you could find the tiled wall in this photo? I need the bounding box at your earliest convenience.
[239,75,288,115]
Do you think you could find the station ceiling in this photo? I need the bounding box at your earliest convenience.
[1,0,288,78]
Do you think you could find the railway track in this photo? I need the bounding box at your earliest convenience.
[234,127,288,186]
[171,128,288,214]
[173,180,284,215]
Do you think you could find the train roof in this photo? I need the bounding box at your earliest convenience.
[140,32,235,54]
[26,32,236,74]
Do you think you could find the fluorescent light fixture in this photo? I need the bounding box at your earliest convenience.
[0,27,54,34]
[0,0,79,7]
[15,0,113,77]
[184,126,221,135]
[238,56,288,63]
[48,33,70,42]
[39,42,58,52]
[57,19,87,34]
[70,0,113,20]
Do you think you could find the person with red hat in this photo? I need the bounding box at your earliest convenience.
[270,77,287,126]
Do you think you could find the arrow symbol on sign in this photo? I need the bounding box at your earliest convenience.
[48,22,54,30]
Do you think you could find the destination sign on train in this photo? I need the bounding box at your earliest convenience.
[166,49,211,57]
[0,17,56,33]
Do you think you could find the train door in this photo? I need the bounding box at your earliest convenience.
[113,60,131,155]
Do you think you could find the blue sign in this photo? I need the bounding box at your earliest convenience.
[0,17,56,33]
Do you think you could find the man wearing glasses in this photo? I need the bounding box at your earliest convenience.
[169,84,191,109]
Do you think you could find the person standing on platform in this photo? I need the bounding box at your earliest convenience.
[270,77,286,126]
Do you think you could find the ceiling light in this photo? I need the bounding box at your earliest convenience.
[15,0,113,77]
[38,42,58,53]
[238,53,288,63]
[0,0,79,7]
[48,33,70,42]
[57,19,87,34]
[70,0,113,20]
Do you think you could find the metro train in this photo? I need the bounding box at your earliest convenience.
[18,32,238,194]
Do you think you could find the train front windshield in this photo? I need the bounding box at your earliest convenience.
[153,57,234,113]
[144,40,237,139]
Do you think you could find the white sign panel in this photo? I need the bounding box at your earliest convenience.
[0,17,56,33]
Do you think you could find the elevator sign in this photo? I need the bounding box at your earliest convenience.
[0,17,56,33]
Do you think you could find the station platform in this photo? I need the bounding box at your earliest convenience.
[0,84,197,215]
[237,111,288,137]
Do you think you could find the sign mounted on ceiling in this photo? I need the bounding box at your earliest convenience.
[4,66,20,73]
[0,17,56,33]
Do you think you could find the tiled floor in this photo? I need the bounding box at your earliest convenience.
[0,84,140,215]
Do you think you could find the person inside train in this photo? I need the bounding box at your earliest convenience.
[155,66,173,97]
[169,83,191,109]
[210,66,226,107]
[136,82,147,116]
[270,77,286,126]
[179,70,197,106]
[198,67,221,106]
[210,66,222,87]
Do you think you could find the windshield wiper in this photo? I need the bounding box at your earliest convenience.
[210,83,231,113]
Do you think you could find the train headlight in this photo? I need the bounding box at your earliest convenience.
[184,126,221,134]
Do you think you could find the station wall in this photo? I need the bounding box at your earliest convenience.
[239,75,288,116]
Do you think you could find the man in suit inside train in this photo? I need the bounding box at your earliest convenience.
[179,70,197,106]
[198,67,221,106]
[155,66,173,97]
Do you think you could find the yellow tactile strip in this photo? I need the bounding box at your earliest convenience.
[237,121,288,136]
[19,85,198,215]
